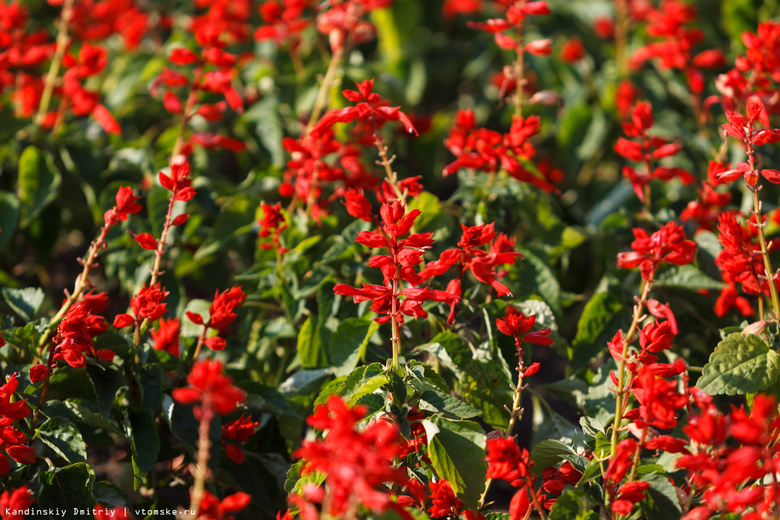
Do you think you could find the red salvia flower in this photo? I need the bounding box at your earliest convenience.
[496,308,553,347]
[612,481,651,516]
[172,359,246,415]
[428,479,463,518]
[0,486,34,518]
[314,79,417,136]
[258,202,288,251]
[485,437,531,486]
[617,222,696,281]
[195,490,251,520]
[293,395,407,517]
[221,414,259,464]
[151,317,181,357]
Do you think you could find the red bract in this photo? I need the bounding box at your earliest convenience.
[293,395,406,517]
[418,223,522,320]
[52,301,112,368]
[172,360,246,415]
[314,0,392,54]
[715,213,775,298]
[258,202,288,251]
[195,490,251,520]
[313,79,417,136]
[0,486,34,517]
[221,414,259,464]
[615,100,693,203]
[617,222,696,281]
[496,308,552,347]
[443,110,560,193]
[428,479,463,518]
[485,437,531,486]
[335,201,459,325]
[159,161,196,201]
[151,317,181,357]
[612,481,651,516]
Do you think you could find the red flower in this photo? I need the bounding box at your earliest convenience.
[172,360,246,415]
[428,479,463,518]
[560,36,585,63]
[52,302,111,368]
[496,308,553,347]
[485,437,531,486]
[605,438,636,484]
[221,414,259,464]
[130,283,169,321]
[313,79,417,136]
[343,188,373,222]
[617,222,696,281]
[293,396,407,517]
[258,202,288,250]
[0,486,34,518]
[613,481,651,515]
[159,160,196,202]
[208,286,247,330]
[196,490,250,520]
[151,317,181,357]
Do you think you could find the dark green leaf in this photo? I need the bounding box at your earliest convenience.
[39,463,96,510]
[640,471,682,519]
[336,363,387,405]
[127,409,161,487]
[87,363,124,418]
[36,417,88,464]
[530,439,587,473]
[548,490,598,520]
[2,287,44,321]
[278,368,332,397]
[570,292,629,372]
[697,333,780,395]
[0,192,20,250]
[41,399,123,435]
[17,145,61,228]
[138,364,164,413]
[423,416,487,511]
[654,265,725,291]
[93,482,128,509]
[328,318,378,377]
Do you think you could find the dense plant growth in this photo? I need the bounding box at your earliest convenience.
[0,0,779,519]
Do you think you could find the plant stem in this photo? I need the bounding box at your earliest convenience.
[34,0,74,130]
[171,66,203,158]
[514,29,525,118]
[37,221,113,355]
[306,47,343,135]
[149,192,178,288]
[187,401,215,519]
[752,188,780,321]
[391,276,400,373]
[374,135,404,201]
[614,0,629,77]
[479,340,527,508]
[610,277,652,458]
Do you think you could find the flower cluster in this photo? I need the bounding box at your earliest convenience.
[186,285,247,353]
[291,395,407,519]
[615,100,694,203]
[616,222,697,281]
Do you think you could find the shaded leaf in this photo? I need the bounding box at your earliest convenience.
[2,287,44,322]
[36,416,88,464]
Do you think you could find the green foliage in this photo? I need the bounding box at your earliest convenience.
[697,333,780,395]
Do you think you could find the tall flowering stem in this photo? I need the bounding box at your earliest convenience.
[33,0,75,130]
[717,97,780,321]
[172,360,246,519]
[479,308,550,508]
[334,201,457,373]
[37,187,143,355]
[305,47,343,135]
[611,223,696,457]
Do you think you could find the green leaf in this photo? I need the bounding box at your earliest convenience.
[721,0,757,42]
[328,318,378,377]
[17,145,61,228]
[298,315,328,369]
[2,287,44,321]
[194,193,257,260]
[278,368,332,397]
[548,490,598,520]
[415,332,467,378]
[570,292,629,372]
[87,363,124,418]
[36,417,88,464]
[580,416,605,439]
[640,471,682,519]
[138,364,164,413]
[247,95,285,166]
[423,417,487,511]
[40,399,123,435]
[93,482,128,509]
[530,439,588,473]
[0,192,20,250]
[654,265,725,291]
[388,370,407,403]
[408,375,480,419]
[39,463,96,510]
[336,363,387,406]
[696,333,780,395]
[127,409,161,487]
[460,348,513,430]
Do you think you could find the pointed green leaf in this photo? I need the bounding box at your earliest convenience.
[697,333,780,395]
[127,409,160,487]
[17,145,61,228]
[2,287,44,321]
[39,463,96,510]
[36,416,87,464]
